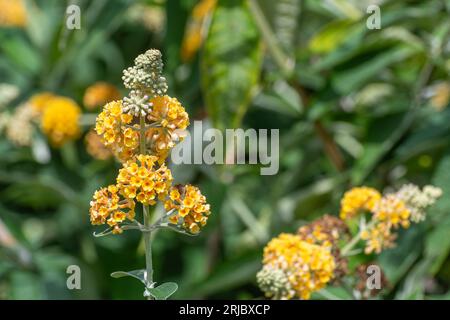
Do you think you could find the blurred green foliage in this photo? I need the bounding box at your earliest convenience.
[0,0,449,299]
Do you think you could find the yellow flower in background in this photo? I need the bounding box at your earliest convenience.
[180,0,216,62]
[359,195,411,254]
[372,194,410,228]
[117,154,173,206]
[83,82,121,110]
[89,185,136,235]
[258,233,335,300]
[429,82,450,111]
[0,0,26,27]
[360,221,396,254]
[85,129,113,160]
[342,184,442,255]
[339,186,381,220]
[41,96,81,146]
[164,184,211,234]
[28,92,55,114]
[147,95,189,159]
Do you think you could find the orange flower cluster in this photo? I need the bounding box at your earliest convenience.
[95,100,139,161]
[85,129,113,160]
[89,49,211,237]
[146,95,189,159]
[89,185,136,234]
[83,82,121,110]
[164,185,211,234]
[181,0,216,62]
[95,97,189,162]
[360,195,411,254]
[117,155,172,205]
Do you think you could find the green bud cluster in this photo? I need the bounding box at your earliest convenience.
[121,49,168,116]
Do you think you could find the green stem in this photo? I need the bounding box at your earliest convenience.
[341,219,376,256]
[341,232,362,256]
[139,114,154,298]
[143,205,153,286]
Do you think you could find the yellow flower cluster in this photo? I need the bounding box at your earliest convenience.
[297,215,349,282]
[164,185,211,234]
[339,185,440,254]
[117,155,172,205]
[181,0,216,62]
[83,82,121,110]
[89,49,210,238]
[360,221,397,254]
[25,92,82,147]
[147,95,189,159]
[360,195,410,254]
[29,92,55,114]
[339,187,381,220]
[85,129,113,160]
[89,185,136,234]
[372,195,410,228]
[95,100,139,161]
[95,97,189,161]
[41,96,81,146]
[0,0,26,27]
[261,233,335,300]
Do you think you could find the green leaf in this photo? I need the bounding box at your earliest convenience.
[201,0,262,129]
[111,269,147,285]
[428,151,450,221]
[146,282,178,300]
[332,45,419,94]
[309,19,357,54]
[424,151,450,274]
[378,227,423,287]
[351,112,406,184]
[0,32,41,75]
[182,254,260,297]
[10,271,45,300]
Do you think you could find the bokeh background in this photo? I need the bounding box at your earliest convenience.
[0,0,450,299]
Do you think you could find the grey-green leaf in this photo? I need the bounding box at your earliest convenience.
[111,269,147,285]
[146,282,178,300]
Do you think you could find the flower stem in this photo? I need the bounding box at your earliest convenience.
[341,232,362,256]
[139,114,154,299]
[143,205,153,288]
[341,219,376,256]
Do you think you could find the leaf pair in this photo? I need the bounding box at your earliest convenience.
[111,270,178,300]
